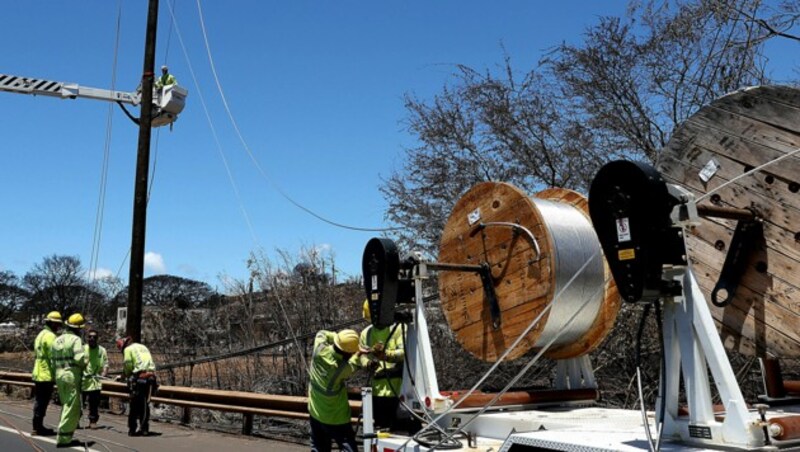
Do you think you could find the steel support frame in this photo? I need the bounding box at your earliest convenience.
[657,267,763,448]
[554,355,596,390]
[399,262,451,415]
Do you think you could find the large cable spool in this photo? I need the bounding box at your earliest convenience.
[438,182,620,362]
[657,85,800,358]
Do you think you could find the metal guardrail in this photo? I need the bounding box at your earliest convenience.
[0,371,362,435]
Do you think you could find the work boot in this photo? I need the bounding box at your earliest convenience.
[128,430,141,437]
[89,422,98,430]
[56,440,82,448]
[32,427,56,436]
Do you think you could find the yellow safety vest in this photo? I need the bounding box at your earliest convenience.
[123,343,155,377]
[307,331,359,425]
[359,325,404,397]
[51,331,85,377]
[82,345,108,392]
[32,326,57,382]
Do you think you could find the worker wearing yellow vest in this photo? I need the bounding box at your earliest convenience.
[82,328,108,429]
[359,300,405,430]
[51,313,86,447]
[116,336,157,436]
[308,329,361,452]
[154,65,177,89]
[31,310,62,436]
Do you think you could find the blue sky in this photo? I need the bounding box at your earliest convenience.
[1,1,795,292]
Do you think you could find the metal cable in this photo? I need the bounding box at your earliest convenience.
[395,250,602,450]
[0,412,45,452]
[165,0,261,247]
[428,269,609,449]
[533,199,605,347]
[87,0,122,310]
[696,145,800,202]
[137,317,365,373]
[194,0,404,233]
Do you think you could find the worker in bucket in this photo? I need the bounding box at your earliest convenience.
[51,313,86,448]
[116,336,158,436]
[81,328,108,429]
[155,65,176,90]
[359,299,405,431]
[31,310,62,436]
[308,329,362,452]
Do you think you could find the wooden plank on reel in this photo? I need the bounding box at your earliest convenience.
[657,85,800,358]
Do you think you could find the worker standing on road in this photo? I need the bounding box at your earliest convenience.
[81,328,108,429]
[31,311,62,436]
[308,329,362,452]
[359,300,405,431]
[116,336,157,436]
[51,313,86,448]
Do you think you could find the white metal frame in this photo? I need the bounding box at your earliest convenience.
[656,266,764,448]
[399,262,451,415]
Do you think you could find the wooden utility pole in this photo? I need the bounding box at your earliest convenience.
[126,0,160,342]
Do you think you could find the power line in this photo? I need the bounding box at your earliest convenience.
[87,0,123,306]
[150,317,365,372]
[194,0,404,233]
[166,0,261,248]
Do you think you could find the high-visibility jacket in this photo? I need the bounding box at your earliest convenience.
[122,343,155,377]
[82,345,108,392]
[51,331,85,374]
[359,324,404,397]
[32,326,57,382]
[52,330,84,446]
[155,74,177,89]
[307,331,359,425]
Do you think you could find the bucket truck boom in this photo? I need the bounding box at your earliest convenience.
[0,72,187,127]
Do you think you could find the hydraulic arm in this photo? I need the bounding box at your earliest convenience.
[0,72,186,127]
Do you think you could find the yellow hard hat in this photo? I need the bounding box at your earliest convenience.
[334,329,359,355]
[45,311,62,323]
[65,313,85,329]
[362,299,370,321]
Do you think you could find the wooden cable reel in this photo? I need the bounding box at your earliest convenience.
[438,183,620,362]
[657,85,800,358]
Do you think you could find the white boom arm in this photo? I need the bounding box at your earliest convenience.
[0,73,187,128]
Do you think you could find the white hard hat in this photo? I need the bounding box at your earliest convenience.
[161,65,168,71]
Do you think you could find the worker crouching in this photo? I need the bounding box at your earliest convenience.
[116,336,158,436]
[308,329,362,452]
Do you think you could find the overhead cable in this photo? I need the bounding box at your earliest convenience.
[166,0,261,247]
[194,0,404,233]
[87,0,122,304]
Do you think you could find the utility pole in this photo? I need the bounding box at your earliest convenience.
[126,0,160,342]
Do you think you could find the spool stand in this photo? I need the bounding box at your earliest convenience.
[658,267,762,448]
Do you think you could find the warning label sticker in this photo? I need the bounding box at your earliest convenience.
[618,249,636,261]
[468,208,481,225]
[616,218,631,242]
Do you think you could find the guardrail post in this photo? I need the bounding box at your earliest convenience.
[181,407,192,424]
[242,413,254,435]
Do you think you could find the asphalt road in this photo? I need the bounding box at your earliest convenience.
[0,398,308,451]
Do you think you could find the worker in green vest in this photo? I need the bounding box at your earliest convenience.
[116,336,157,436]
[359,300,405,430]
[81,328,108,429]
[155,65,177,89]
[308,329,362,452]
[31,310,62,435]
[51,313,86,448]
